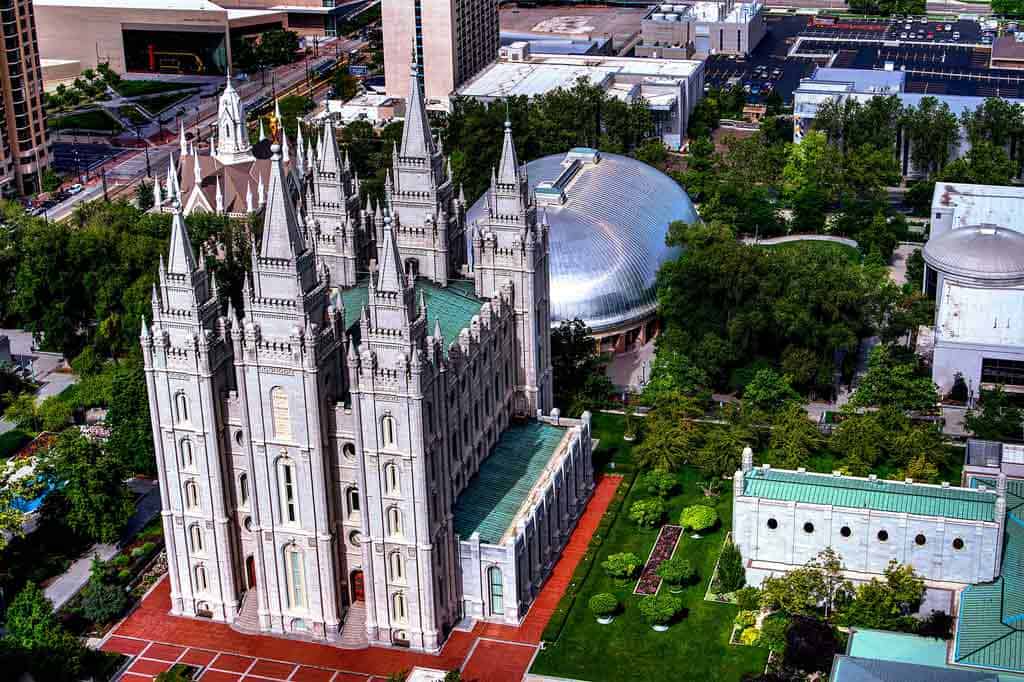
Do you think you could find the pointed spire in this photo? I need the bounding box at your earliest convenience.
[153,176,162,208]
[259,144,306,259]
[296,122,305,176]
[376,216,405,293]
[151,281,159,306]
[433,317,442,341]
[167,203,197,275]
[347,333,357,361]
[215,177,224,213]
[317,120,343,174]
[399,39,434,159]
[257,173,265,205]
[140,316,150,338]
[179,122,187,158]
[259,118,267,142]
[497,116,521,186]
[193,153,202,186]
[305,137,315,172]
[459,183,466,205]
[280,114,290,164]
[246,182,254,214]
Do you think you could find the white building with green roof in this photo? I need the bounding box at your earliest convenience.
[139,52,594,655]
[732,450,1005,588]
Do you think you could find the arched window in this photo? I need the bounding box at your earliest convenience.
[384,463,400,495]
[238,473,249,508]
[184,480,200,510]
[382,415,397,448]
[189,524,204,553]
[488,567,504,615]
[346,487,360,517]
[278,459,298,525]
[391,592,407,623]
[180,439,194,469]
[175,393,190,423]
[194,564,208,593]
[284,545,306,610]
[389,551,404,582]
[271,387,291,440]
[386,507,402,538]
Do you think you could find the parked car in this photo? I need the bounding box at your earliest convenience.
[67,183,84,195]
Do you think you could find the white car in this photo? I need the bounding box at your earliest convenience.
[67,183,84,195]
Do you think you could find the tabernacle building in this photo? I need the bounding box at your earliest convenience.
[141,59,596,652]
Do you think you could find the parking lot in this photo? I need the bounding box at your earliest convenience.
[704,14,1018,105]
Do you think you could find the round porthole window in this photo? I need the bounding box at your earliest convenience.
[349,530,362,547]
[803,522,814,534]
[953,538,965,550]
[234,430,244,446]
[915,534,927,546]
[767,518,778,530]
[243,516,253,532]
[343,443,356,460]
[840,526,852,538]
[877,530,889,542]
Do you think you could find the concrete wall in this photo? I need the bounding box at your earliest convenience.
[36,5,228,73]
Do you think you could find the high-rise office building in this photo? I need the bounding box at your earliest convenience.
[382,0,499,106]
[0,0,48,195]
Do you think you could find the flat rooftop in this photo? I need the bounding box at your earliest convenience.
[743,467,998,522]
[454,421,570,545]
[35,0,223,9]
[499,5,648,48]
[458,55,701,99]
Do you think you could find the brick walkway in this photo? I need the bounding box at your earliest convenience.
[103,475,622,682]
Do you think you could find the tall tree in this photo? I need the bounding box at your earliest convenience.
[903,97,959,176]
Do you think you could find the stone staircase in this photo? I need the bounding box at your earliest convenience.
[230,590,260,635]
[337,601,368,649]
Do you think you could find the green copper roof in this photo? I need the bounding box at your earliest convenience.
[953,478,1024,675]
[743,468,998,522]
[453,421,568,545]
[336,277,483,354]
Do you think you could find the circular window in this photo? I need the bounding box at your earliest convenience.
[840,526,852,538]
[915,534,927,546]
[767,518,778,530]
[803,522,814,534]
[953,538,965,550]
[877,530,889,542]
[349,530,362,547]
[243,516,253,532]
[343,443,356,460]
[234,430,244,446]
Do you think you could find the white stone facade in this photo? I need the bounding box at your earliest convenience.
[142,65,570,653]
[732,455,1004,588]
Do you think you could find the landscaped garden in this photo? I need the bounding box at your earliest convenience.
[51,109,123,133]
[136,91,197,117]
[112,79,196,98]
[530,413,770,682]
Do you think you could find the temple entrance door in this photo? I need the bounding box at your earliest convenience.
[246,556,256,589]
[351,570,365,602]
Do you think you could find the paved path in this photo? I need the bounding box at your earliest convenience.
[102,475,624,682]
[0,328,73,435]
[742,234,859,248]
[44,479,161,610]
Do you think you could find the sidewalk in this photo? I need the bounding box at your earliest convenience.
[44,479,161,610]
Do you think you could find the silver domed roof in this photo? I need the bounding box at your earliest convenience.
[923,224,1024,285]
[467,151,698,333]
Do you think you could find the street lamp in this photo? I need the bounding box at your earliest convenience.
[134,123,151,178]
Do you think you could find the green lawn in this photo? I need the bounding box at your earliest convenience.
[530,414,769,682]
[51,109,123,133]
[113,80,195,98]
[761,239,861,263]
[117,105,149,125]
[136,91,194,116]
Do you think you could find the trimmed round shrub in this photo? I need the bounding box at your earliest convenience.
[111,554,130,568]
[588,592,619,617]
[629,498,666,528]
[638,593,683,626]
[116,568,131,583]
[601,552,642,580]
[734,610,758,628]
[141,542,157,554]
[740,626,760,646]
[679,505,719,533]
[656,556,697,586]
[640,469,677,498]
[130,546,145,558]
[735,586,762,612]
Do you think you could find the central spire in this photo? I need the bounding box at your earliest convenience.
[167,202,196,275]
[399,41,434,159]
[497,113,520,186]
[376,216,406,293]
[260,144,306,259]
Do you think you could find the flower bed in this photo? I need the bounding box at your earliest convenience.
[634,524,682,595]
[704,532,739,603]
[14,431,57,460]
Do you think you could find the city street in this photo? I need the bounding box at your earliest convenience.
[48,35,365,221]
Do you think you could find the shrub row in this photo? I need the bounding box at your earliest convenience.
[540,471,637,643]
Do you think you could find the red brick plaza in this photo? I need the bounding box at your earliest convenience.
[102,475,622,682]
